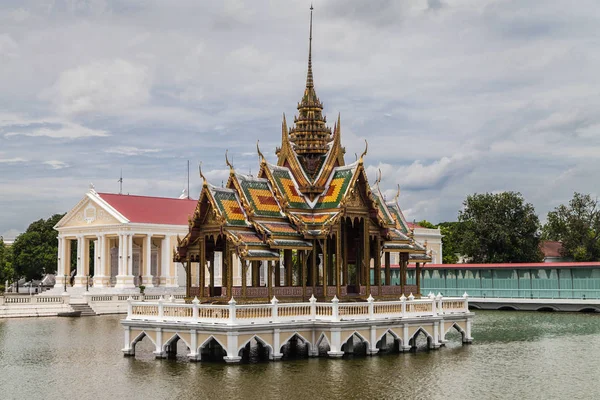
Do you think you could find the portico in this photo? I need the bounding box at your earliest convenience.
[53,187,196,292]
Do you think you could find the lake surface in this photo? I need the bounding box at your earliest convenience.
[1,311,599,400]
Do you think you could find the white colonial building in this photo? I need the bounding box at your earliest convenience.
[53,187,197,292]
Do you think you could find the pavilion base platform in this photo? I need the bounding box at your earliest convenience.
[121,294,473,363]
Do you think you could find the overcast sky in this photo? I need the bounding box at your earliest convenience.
[1,0,599,238]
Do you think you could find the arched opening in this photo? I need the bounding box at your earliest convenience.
[468,304,481,310]
[409,329,432,352]
[376,331,401,354]
[163,334,190,360]
[578,308,600,313]
[536,307,556,312]
[280,334,310,360]
[316,334,331,356]
[131,332,155,360]
[444,324,466,344]
[497,306,518,311]
[341,333,368,357]
[199,337,227,362]
[238,337,271,363]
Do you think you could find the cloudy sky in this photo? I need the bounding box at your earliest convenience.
[1,0,599,238]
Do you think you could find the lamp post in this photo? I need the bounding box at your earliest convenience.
[64,274,67,293]
[86,275,89,292]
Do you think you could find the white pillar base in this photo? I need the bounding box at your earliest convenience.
[73,276,87,288]
[142,276,155,287]
[54,276,67,289]
[327,350,344,358]
[93,276,110,288]
[223,356,242,363]
[115,275,136,289]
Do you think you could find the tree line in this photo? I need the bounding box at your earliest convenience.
[0,192,598,289]
[423,192,600,264]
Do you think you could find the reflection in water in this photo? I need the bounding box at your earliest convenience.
[0,311,600,399]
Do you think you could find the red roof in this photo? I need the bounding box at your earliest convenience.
[406,222,423,229]
[380,262,600,270]
[98,193,197,225]
[541,240,563,258]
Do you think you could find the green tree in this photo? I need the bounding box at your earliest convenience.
[438,222,460,264]
[457,192,542,263]
[0,238,14,287]
[416,220,437,229]
[543,193,600,261]
[11,214,65,281]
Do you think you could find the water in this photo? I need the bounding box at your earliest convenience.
[1,311,599,400]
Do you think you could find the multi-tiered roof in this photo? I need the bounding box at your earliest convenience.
[177,7,429,281]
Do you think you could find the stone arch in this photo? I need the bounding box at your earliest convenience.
[237,335,273,362]
[536,306,558,312]
[198,335,228,362]
[280,332,311,359]
[130,330,156,355]
[162,333,191,359]
[341,331,369,356]
[376,329,402,353]
[315,333,331,356]
[578,307,600,313]
[497,305,519,311]
[445,323,466,342]
[409,327,433,351]
[468,304,481,310]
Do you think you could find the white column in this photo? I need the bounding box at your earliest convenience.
[143,234,154,287]
[73,235,86,287]
[115,233,135,289]
[93,235,107,288]
[54,236,66,288]
[128,234,133,276]
[161,235,171,287]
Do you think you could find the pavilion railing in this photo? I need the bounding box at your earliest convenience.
[124,293,471,325]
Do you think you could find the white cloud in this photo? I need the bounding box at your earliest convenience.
[105,146,160,156]
[47,59,152,116]
[4,123,108,139]
[0,34,18,60]
[44,160,69,169]
[0,157,27,163]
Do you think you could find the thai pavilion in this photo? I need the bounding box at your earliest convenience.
[175,9,431,302]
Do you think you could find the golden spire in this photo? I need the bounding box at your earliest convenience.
[225,149,234,174]
[306,4,314,88]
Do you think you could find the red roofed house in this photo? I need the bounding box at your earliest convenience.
[541,240,570,263]
[53,187,197,290]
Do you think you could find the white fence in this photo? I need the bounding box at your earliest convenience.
[0,295,67,305]
[125,293,470,326]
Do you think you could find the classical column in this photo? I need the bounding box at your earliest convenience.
[161,235,176,287]
[93,235,108,288]
[73,235,86,287]
[143,234,154,287]
[128,234,134,278]
[54,236,67,289]
[115,234,135,289]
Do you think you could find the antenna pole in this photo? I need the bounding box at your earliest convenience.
[118,169,123,195]
[187,160,190,199]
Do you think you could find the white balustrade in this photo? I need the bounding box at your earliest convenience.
[124,295,470,325]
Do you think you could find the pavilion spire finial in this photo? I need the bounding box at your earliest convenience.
[306,4,314,88]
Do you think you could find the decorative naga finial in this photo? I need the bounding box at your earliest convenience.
[394,184,401,203]
[198,162,207,185]
[225,149,234,173]
[306,4,314,88]
[359,140,368,163]
[256,140,265,163]
[374,168,382,186]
